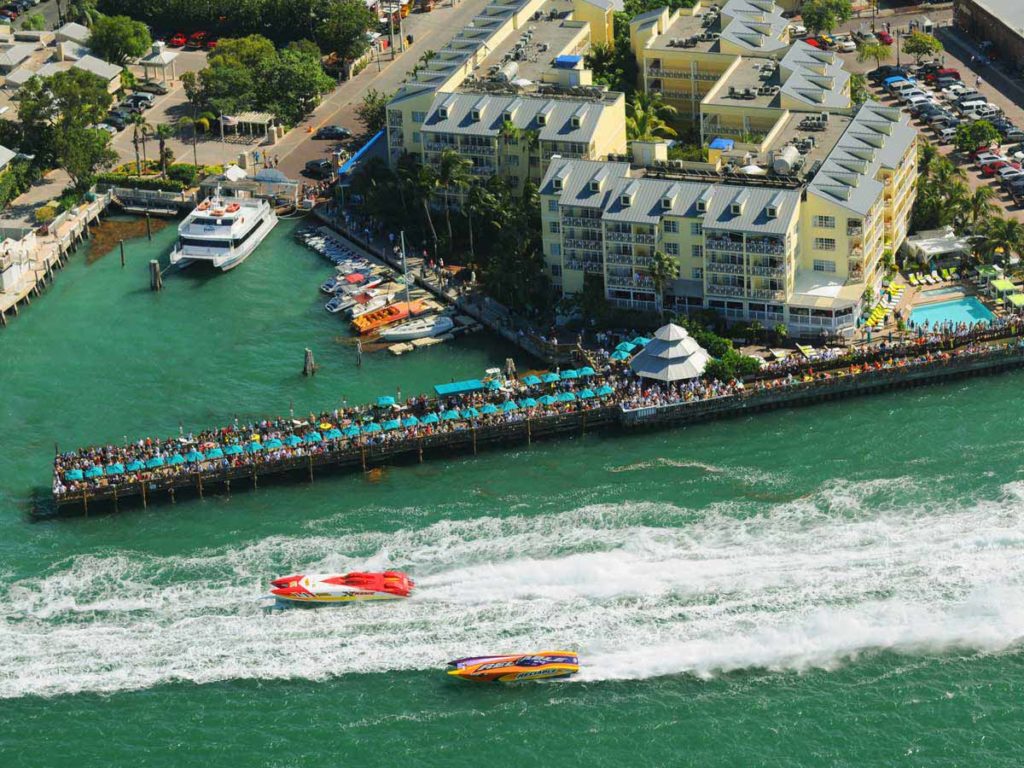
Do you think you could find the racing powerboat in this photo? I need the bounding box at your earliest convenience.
[446,652,580,683]
[270,571,414,604]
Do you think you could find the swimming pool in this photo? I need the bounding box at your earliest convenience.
[921,286,966,298]
[909,296,995,326]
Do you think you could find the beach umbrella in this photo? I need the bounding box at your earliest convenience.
[519,397,538,408]
[324,429,342,440]
[186,450,205,462]
[65,469,84,481]
[577,366,596,377]
[631,336,651,346]
[383,419,402,431]
[263,438,284,450]
[610,350,629,361]
[485,379,502,390]
[538,394,558,406]
[541,372,560,383]
[304,431,323,443]
[284,435,302,447]
[204,447,224,460]
[578,388,596,399]
[169,453,186,465]
[560,369,579,380]
[480,403,498,415]
[402,415,420,427]
[522,375,541,386]
[558,391,576,402]
[362,422,382,434]
[376,395,396,407]
[461,407,480,419]
[245,442,263,454]
[500,400,518,412]
[442,410,461,421]
[146,456,165,469]
[319,422,334,430]
[616,341,637,353]
[596,384,614,396]
[106,463,125,475]
[224,445,243,456]
[84,465,104,478]
[342,425,361,438]
[126,460,146,471]
[421,413,439,425]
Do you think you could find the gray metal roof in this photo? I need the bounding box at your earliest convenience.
[74,55,122,82]
[718,0,789,53]
[806,101,916,215]
[0,44,34,70]
[779,41,851,109]
[0,145,16,171]
[702,184,800,234]
[967,0,1024,37]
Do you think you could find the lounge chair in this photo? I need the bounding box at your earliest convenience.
[931,270,941,283]
[908,274,919,286]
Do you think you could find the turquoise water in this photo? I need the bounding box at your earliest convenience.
[2,220,1024,766]
[910,296,995,326]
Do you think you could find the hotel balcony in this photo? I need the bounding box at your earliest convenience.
[605,253,634,265]
[847,224,863,237]
[749,264,786,277]
[606,231,657,245]
[470,165,496,175]
[607,274,654,290]
[748,288,785,301]
[565,260,603,273]
[706,283,746,298]
[705,238,744,253]
[425,141,457,152]
[706,261,745,275]
[746,238,785,255]
[564,238,602,252]
[563,216,602,227]
[648,67,720,82]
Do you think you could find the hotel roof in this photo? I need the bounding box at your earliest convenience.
[778,41,851,109]
[0,43,33,69]
[642,0,789,56]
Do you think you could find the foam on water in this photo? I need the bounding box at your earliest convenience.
[2,479,1023,698]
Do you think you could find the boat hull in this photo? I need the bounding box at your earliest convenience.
[446,652,580,683]
[270,571,414,604]
[380,316,454,342]
[170,209,278,272]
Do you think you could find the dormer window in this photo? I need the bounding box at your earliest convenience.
[661,197,672,210]
[503,111,512,122]
[620,194,631,207]
[696,200,707,213]
[553,178,563,190]
[438,107,448,119]
[570,116,581,128]
[730,202,743,215]
[589,180,600,192]
[766,206,777,218]
[537,114,547,126]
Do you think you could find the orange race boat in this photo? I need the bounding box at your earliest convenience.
[446,652,580,683]
[351,300,422,334]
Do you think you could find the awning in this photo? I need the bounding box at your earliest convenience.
[521,375,541,386]
[434,379,484,396]
[1008,293,1024,308]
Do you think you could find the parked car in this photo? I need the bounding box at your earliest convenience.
[169,32,187,47]
[953,91,984,105]
[206,37,219,50]
[869,65,907,83]
[135,80,170,95]
[936,127,958,144]
[926,110,954,125]
[982,160,1021,177]
[788,23,807,37]
[314,124,352,140]
[834,37,856,53]
[975,104,1000,119]
[1004,129,1024,143]
[186,31,207,49]
[104,112,128,130]
[898,88,928,104]
[89,123,118,135]
[997,167,1024,186]
[924,68,961,83]
[125,92,155,105]
[877,30,893,45]
[856,31,879,44]
[0,9,18,19]
[958,100,989,116]
[972,150,1003,165]
[932,77,961,91]
[304,159,333,179]
[804,37,822,49]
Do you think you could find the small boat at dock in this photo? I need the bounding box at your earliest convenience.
[379,314,454,342]
[352,300,423,334]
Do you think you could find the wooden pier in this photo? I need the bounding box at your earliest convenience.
[49,340,1024,516]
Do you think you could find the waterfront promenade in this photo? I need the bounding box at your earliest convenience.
[51,319,1024,513]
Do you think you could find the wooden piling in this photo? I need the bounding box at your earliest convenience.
[361,444,367,471]
[140,480,147,508]
[149,260,162,291]
[145,213,152,240]
[472,424,478,455]
[120,240,125,267]
[303,348,317,376]
[418,438,423,463]
[527,416,532,445]
[197,471,203,498]
[308,454,314,482]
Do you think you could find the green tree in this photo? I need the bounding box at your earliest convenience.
[626,91,677,141]
[264,46,333,124]
[974,216,1024,264]
[850,73,868,105]
[128,112,152,175]
[902,31,943,65]
[154,123,175,177]
[857,41,891,69]
[20,12,46,30]
[650,249,679,314]
[355,89,391,135]
[954,120,1001,154]
[87,15,152,65]
[436,147,472,252]
[316,0,376,61]
[800,0,853,35]
[58,127,117,190]
[209,35,277,71]
[955,186,996,234]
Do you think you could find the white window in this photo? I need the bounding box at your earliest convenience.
[570,116,581,128]
[663,220,678,233]
[665,242,679,255]
[438,108,448,119]
[692,244,703,259]
[813,215,836,229]
[690,222,703,235]
[814,238,836,251]
[551,243,561,256]
[550,221,560,234]
[412,111,426,123]
[813,259,836,272]
[589,180,601,192]
[553,178,562,190]
[620,194,631,207]
[692,268,703,280]
[508,155,520,166]
[412,131,421,144]
[548,199,558,212]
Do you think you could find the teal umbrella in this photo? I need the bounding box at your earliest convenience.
[480,403,498,415]
[421,413,439,425]
[84,465,104,478]
[538,394,557,406]
[65,469,84,481]
[106,462,125,475]
[578,388,596,399]
[558,391,576,402]
[442,410,461,421]
[383,419,402,431]
[126,460,146,471]
[205,447,224,460]
[324,429,342,440]
[342,425,361,438]
[245,442,263,453]
[610,350,629,361]
[224,444,243,456]
[596,384,614,396]
[146,456,165,469]
[362,422,382,434]
[185,450,205,462]
[616,341,637,353]
[263,438,284,450]
[500,400,518,412]
[519,397,538,408]
[541,372,560,383]
[304,431,322,443]
[461,407,480,419]
[578,366,596,377]
[284,435,302,447]
[376,395,396,407]
[402,415,420,427]
[631,336,651,346]
[522,375,541,386]
[560,369,579,380]
[168,453,186,465]
[486,379,501,390]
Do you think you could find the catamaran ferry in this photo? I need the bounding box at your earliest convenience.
[169,190,278,271]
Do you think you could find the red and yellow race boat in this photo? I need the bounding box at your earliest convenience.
[269,571,414,604]
[351,300,423,334]
[446,651,580,683]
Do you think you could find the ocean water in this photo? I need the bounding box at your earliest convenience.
[1,220,1023,766]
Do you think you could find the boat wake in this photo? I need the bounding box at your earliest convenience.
[2,479,1023,698]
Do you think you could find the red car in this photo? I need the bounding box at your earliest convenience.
[187,31,207,49]
[877,31,893,45]
[981,160,1020,177]
[169,32,187,47]
[804,37,823,49]
[206,37,219,50]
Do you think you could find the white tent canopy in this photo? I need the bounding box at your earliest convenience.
[629,323,710,382]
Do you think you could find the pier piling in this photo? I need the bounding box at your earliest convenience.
[303,348,317,376]
[149,260,162,291]
[119,240,125,267]
[145,213,152,240]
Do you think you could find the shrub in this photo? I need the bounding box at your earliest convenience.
[195,117,210,133]
[166,163,199,186]
[34,204,58,224]
[58,189,83,212]
[95,173,185,192]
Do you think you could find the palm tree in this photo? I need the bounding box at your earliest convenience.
[974,216,1024,264]
[955,186,996,233]
[584,41,615,79]
[436,148,472,253]
[497,119,520,178]
[154,123,175,177]
[128,113,151,175]
[918,141,939,175]
[930,156,966,189]
[626,92,678,141]
[414,164,440,258]
[650,249,679,314]
[857,42,891,69]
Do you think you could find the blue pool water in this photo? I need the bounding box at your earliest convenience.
[921,286,967,298]
[910,296,995,326]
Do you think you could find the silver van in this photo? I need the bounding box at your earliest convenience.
[937,127,957,144]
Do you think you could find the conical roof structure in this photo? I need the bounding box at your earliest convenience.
[629,323,710,381]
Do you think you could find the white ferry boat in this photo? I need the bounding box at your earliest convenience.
[169,190,278,271]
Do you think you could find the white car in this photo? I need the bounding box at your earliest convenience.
[975,104,1001,118]
[898,89,928,104]
[973,152,1003,167]
[941,85,969,100]
[789,23,807,37]
[835,38,856,53]
[997,167,1024,184]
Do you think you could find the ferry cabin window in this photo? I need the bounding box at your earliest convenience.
[179,221,263,251]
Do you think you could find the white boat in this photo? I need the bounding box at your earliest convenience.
[379,315,455,342]
[339,274,385,296]
[349,294,391,318]
[170,189,277,271]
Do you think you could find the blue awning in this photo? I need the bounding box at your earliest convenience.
[205,447,225,459]
[500,400,518,412]
[146,456,165,468]
[709,137,734,150]
[480,403,498,414]
[343,425,361,437]
[421,413,439,425]
[522,375,541,386]
[541,372,560,383]
[304,431,323,443]
[362,422,382,434]
[106,462,125,475]
[383,419,402,431]
[610,350,629,361]
[126,460,146,470]
[402,415,420,427]
[442,409,461,421]
[186,450,205,461]
[284,435,302,447]
[577,366,596,377]
[263,439,283,450]
[631,336,651,346]
[539,394,557,405]
[554,54,582,68]
[596,384,614,396]
[558,391,576,402]
[169,453,186,465]
[84,465,104,478]
[519,397,538,407]
[65,469,84,481]
[376,395,396,407]
[224,444,243,456]
[578,388,596,399]
[324,429,343,439]
[337,129,384,176]
[245,442,262,453]
[616,341,637,353]
[461,407,480,419]
[560,369,578,380]
[434,379,484,396]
